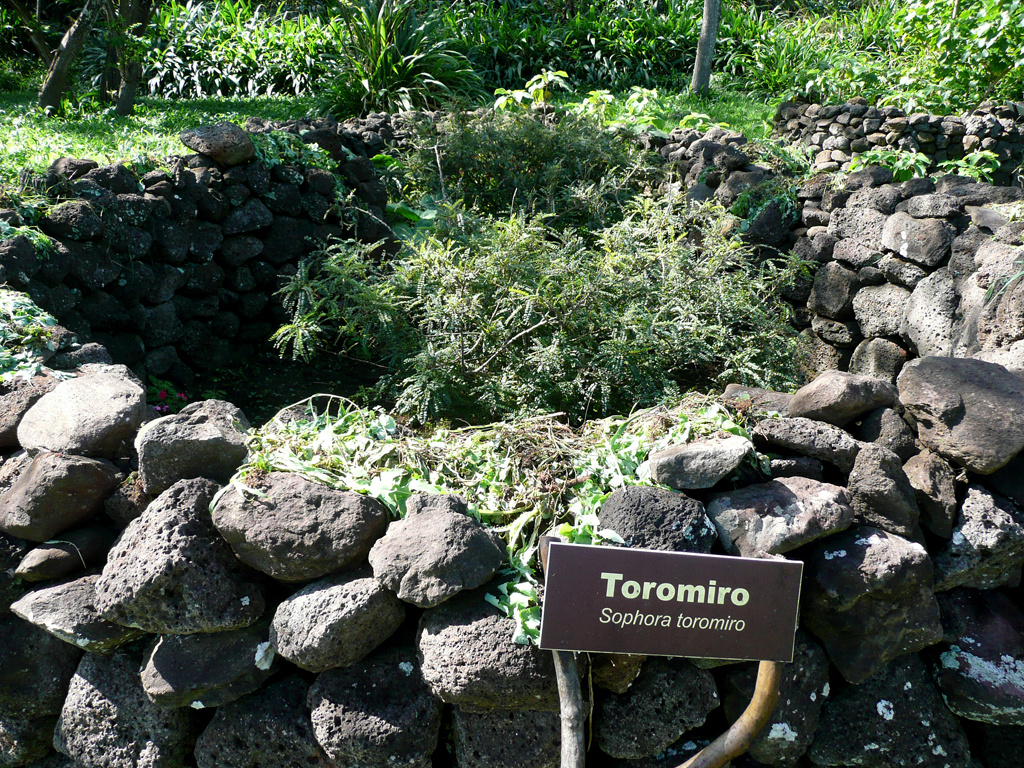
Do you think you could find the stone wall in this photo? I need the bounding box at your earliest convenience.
[0,115,407,391]
[774,98,1024,183]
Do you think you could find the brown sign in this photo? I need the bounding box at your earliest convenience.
[538,542,803,662]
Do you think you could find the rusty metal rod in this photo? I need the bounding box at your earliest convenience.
[677,660,784,768]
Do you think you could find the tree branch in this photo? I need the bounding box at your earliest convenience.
[8,0,53,65]
[553,650,587,768]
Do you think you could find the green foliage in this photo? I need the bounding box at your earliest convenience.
[273,198,802,426]
[0,288,59,384]
[937,149,1002,183]
[730,177,800,228]
[318,0,486,117]
[129,0,338,99]
[236,393,761,641]
[402,109,659,232]
[494,70,570,111]
[849,148,932,181]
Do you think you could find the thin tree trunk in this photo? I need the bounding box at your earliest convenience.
[9,0,54,65]
[37,0,103,114]
[690,0,721,95]
[552,650,587,768]
[112,0,155,116]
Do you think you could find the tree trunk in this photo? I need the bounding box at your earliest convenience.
[552,650,587,768]
[690,0,721,95]
[37,0,103,114]
[9,0,54,65]
[111,0,156,116]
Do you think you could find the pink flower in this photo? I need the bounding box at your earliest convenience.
[177,392,187,399]
[158,390,167,400]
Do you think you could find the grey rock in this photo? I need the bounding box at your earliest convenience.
[752,417,862,472]
[135,399,250,496]
[597,486,716,553]
[41,202,103,242]
[850,407,917,462]
[933,485,1024,591]
[17,374,146,459]
[808,262,860,320]
[54,646,199,768]
[897,356,1024,474]
[810,316,861,348]
[847,184,902,215]
[648,434,753,490]
[417,586,558,712]
[595,658,718,760]
[847,443,920,537]
[878,253,928,289]
[849,337,909,383]
[827,207,888,248]
[194,676,324,768]
[0,454,120,542]
[987,451,1024,509]
[453,707,559,768]
[722,630,830,767]
[141,619,277,709]
[881,211,956,267]
[904,451,958,538]
[798,328,852,378]
[706,476,854,557]
[0,375,58,448]
[847,166,895,190]
[908,193,965,219]
[212,472,389,583]
[0,713,57,767]
[308,646,443,768]
[901,269,958,357]
[808,654,971,768]
[0,532,28,615]
[802,526,943,683]
[368,494,504,608]
[787,370,896,427]
[14,526,115,582]
[95,478,265,634]
[768,456,824,481]
[179,123,255,167]
[854,283,912,339]
[0,617,81,718]
[718,384,791,418]
[271,569,404,672]
[932,588,1024,725]
[832,237,883,268]
[11,575,144,654]
[221,198,273,236]
[591,654,645,694]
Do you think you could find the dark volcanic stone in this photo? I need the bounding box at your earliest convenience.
[212,472,389,583]
[0,531,28,614]
[14,526,115,582]
[0,616,82,718]
[847,443,920,537]
[417,586,559,712]
[95,478,265,634]
[597,486,716,552]
[368,494,505,608]
[787,370,895,427]
[752,417,862,472]
[453,707,560,768]
[141,619,277,709]
[307,645,443,768]
[54,645,200,768]
[0,713,57,766]
[270,569,404,672]
[180,123,255,167]
[850,407,917,462]
[195,675,324,768]
[802,526,943,684]
[903,450,958,538]
[808,654,971,768]
[595,658,719,760]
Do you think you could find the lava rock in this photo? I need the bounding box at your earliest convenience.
[95,478,265,634]
[0,616,82,718]
[808,654,971,767]
[452,707,560,768]
[0,532,28,614]
[0,375,59,448]
[307,645,443,768]
[368,494,504,608]
[903,451,958,538]
[141,619,277,709]
[787,370,895,427]
[706,476,854,557]
[54,645,200,768]
[847,443,920,537]
[179,123,255,167]
[271,568,404,672]
[648,434,753,490]
[14,526,116,582]
[881,212,956,267]
[802,526,943,684]
[848,337,909,383]
[850,407,916,462]
[853,283,912,339]
[194,675,325,768]
[932,485,1024,591]
[597,486,716,553]
[901,269,958,358]
[417,586,559,712]
[0,453,121,542]
[0,713,57,766]
[17,373,146,459]
[595,658,719,760]
[592,654,646,694]
[135,400,250,496]
[897,356,1024,474]
[11,575,144,654]
[808,262,860,320]
[212,472,389,583]
[752,417,862,472]
[718,384,791,418]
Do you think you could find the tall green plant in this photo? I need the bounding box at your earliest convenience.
[319,0,485,116]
